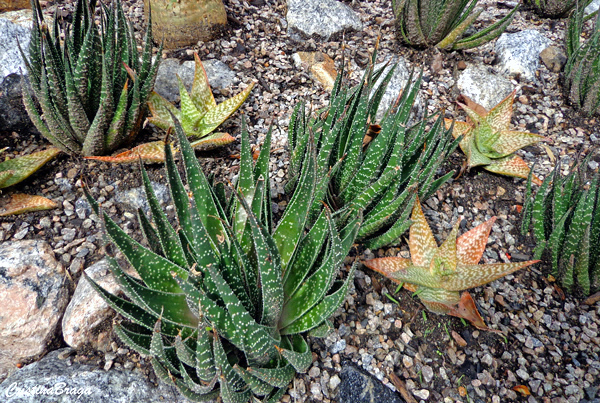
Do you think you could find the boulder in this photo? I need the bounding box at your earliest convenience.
[0,240,70,382]
[0,348,194,403]
[337,364,406,403]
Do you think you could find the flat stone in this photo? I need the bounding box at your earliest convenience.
[0,348,193,403]
[0,240,70,382]
[62,260,122,351]
[292,51,337,90]
[495,30,552,81]
[286,0,362,41]
[114,181,170,213]
[337,364,406,403]
[456,64,514,110]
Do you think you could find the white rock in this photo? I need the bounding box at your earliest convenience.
[286,0,362,41]
[62,260,121,350]
[457,64,514,110]
[495,30,552,81]
[0,240,70,382]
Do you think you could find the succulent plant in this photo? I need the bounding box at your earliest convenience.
[525,0,592,18]
[21,0,160,156]
[521,151,600,295]
[444,91,549,184]
[364,200,539,330]
[391,0,519,50]
[288,55,458,249]
[147,52,254,150]
[85,117,360,402]
[565,3,600,116]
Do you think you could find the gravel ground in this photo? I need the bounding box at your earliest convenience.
[1,0,600,402]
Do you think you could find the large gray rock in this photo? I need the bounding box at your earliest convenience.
[62,260,121,351]
[494,30,552,81]
[456,64,514,110]
[0,15,31,132]
[286,0,362,41]
[154,58,236,103]
[0,240,70,382]
[337,364,406,403]
[0,348,193,403]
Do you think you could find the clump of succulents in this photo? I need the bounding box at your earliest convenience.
[21,0,160,156]
[364,199,539,330]
[0,147,60,216]
[564,3,600,116]
[521,151,600,295]
[391,0,518,50]
[444,91,549,184]
[525,0,593,18]
[288,54,458,249]
[85,117,360,402]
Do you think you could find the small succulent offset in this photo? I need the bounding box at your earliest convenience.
[565,3,600,116]
[288,53,458,249]
[85,118,359,402]
[147,52,255,150]
[364,200,539,330]
[392,0,519,50]
[526,0,593,18]
[444,91,549,184]
[21,0,160,156]
[521,152,600,295]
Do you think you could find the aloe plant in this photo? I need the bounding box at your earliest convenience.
[21,0,160,156]
[521,152,600,295]
[565,3,600,116]
[391,0,519,50]
[364,200,539,330]
[85,117,360,402]
[288,55,459,249]
[444,91,549,184]
[525,0,593,18]
[147,52,254,150]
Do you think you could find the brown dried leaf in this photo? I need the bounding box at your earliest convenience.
[0,193,58,216]
[512,385,531,396]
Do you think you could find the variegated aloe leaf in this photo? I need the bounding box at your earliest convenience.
[0,193,58,216]
[0,147,60,189]
[147,52,255,147]
[364,199,538,330]
[444,91,548,184]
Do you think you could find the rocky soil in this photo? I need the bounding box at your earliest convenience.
[1,0,600,402]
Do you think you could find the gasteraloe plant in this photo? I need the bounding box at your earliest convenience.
[147,52,255,150]
[444,91,549,184]
[565,2,600,116]
[521,151,600,295]
[21,0,160,156]
[392,0,519,50]
[288,54,458,249]
[364,199,539,330]
[85,118,360,402]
